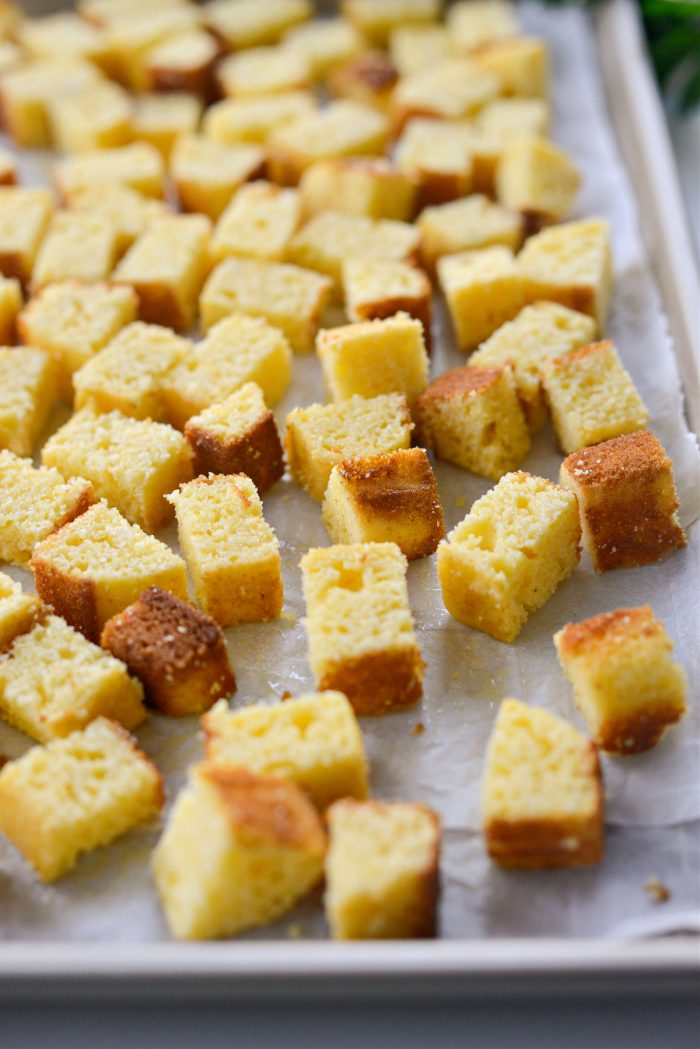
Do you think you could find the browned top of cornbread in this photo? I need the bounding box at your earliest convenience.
[557,605,659,656]
[337,448,441,518]
[562,430,670,487]
[420,364,505,402]
[546,338,611,372]
[334,51,399,92]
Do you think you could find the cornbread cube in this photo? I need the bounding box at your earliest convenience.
[47,81,132,155]
[390,58,500,134]
[472,37,549,99]
[203,0,312,50]
[0,275,21,344]
[482,698,603,868]
[203,92,316,146]
[31,212,120,291]
[299,158,416,223]
[300,542,423,715]
[394,118,474,206]
[0,451,94,568]
[415,364,530,481]
[0,187,55,285]
[30,502,188,642]
[0,60,102,149]
[132,93,202,160]
[542,340,649,454]
[164,314,292,428]
[322,448,445,561]
[418,194,523,272]
[0,572,42,652]
[203,691,368,808]
[438,246,525,352]
[267,100,388,186]
[471,98,550,192]
[342,258,432,348]
[101,586,236,717]
[42,409,193,534]
[79,0,190,24]
[0,717,162,882]
[19,13,116,74]
[54,143,166,200]
[17,281,138,399]
[170,134,266,220]
[0,614,146,745]
[289,211,420,293]
[73,322,191,421]
[107,6,202,92]
[200,256,332,355]
[211,182,301,263]
[151,765,325,940]
[390,24,451,76]
[559,430,686,572]
[342,0,440,47]
[317,314,429,407]
[517,219,613,334]
[437,471,581,642]
[448,0,517,50]
[0,147,16,187]
[167,474,283,625]
[470,301,596,430]
[65,184,166,258]
[285,392,413,501]
[145,29,221,98]
[554,606,687,755]
[218,46,310,99]
[325,799,440,938]
[496,137,580,229]
[284,18,363,81]
[0,347,58,458]
[184,381,285,493]
[114,213,211,332]
[329,51,399,112]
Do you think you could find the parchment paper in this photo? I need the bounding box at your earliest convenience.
[1,4,699,942]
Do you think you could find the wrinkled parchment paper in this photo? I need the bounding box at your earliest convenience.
[1,4,699,942]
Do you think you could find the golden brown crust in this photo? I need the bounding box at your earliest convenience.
[0,169,16,187]
[595,702,686,755]
[556,605,657,657]
[30,552,100,641]
[417,364,504,405]
[562,429,670,488]
[185,410,285,494]
[352,292,432,353]
[329,51,399,101]
[546,339,611,374]
[319,647,424,716]
[51,483,96,539]
[145,41,222,102]
[0,250,29,286]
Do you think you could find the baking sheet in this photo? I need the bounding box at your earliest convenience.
[1,3,699,943]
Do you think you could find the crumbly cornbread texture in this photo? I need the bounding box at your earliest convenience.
[211,181,301,263]
[0,347,58,458]
[0,571,42,652]
[342,258,432,347]
[438,246,524,352]
[31,210,120,290]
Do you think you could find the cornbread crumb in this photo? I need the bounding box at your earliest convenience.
[0,571,42,652]
[438,246,524,352]
[418,194,523,272]
[412,721,425,735]
[0,347,58,458]
[342,258,432,349]
[54,142,165,200]
[170,134,265,220]
[211,181,301,263]
[299,157,417,222]
[496,137,580,229]
[0,187,55,284]
[32,211,120,290]
[645,878,671,904]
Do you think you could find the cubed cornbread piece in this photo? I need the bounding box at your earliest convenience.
[285,392,413,502]
[203,92,316,146]
[30,502,188,642]
[167,474,282,626]
[394,118,474,207]
[19,13,116,73]
[472,37,548,99]
[164,314,292,429]
[0,187,55,285]
[438,471,581,642]
[517,219,612,334]
[0,717,162,882]
[0,60,102,149]
[17,281,138,399]
[301,542,423,715]
[79,0,191,24]
[0,147,16,187]
[342,258,431,350]
[145,29,221,99]
[325,798,440,938]
[496,137,580,230]
[418,194,523,272]
[390,24,451,76]
[482,698,603,868]
[289,210,420,293]
[447,0,518,51]
[0,450,94,568]
[554,606,687,755]
[184,382,284,493]
[203,691,368,808]
[218,46,310,99]
[322,448,445,561]
[0,275,21,343]
[0,347,58,458]
[0,572,42,652]
[342,0,440,47]
[471,98,550,193]
[73,322,191,422]
[31,212,120,291]
[101,586,235,717]
[170,134,266,221]
[54,143,165,201]
[438,246,525,352]
[203,0,312,50]
[542,340,649,454]
[200,256,332,355]
[211,182,301,264]
[42,409,193,534]
[0,614,146,744]
[267,101,388,186]
[415,364,530,481]
[559,430,686,572]
[114,213,211,332]
[317,314,429,407]
[299,158,417,223]
[329,52,399,113]
[106,6,202,91]
[284,18,363,80]
[470,301,596,430]
[390,58,500,134]
[64,184,167,258]
[132,93,202,160]
[47,81,132,155]
[151,764,324,940]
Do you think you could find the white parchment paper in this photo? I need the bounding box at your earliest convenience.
[1,4,699,942]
